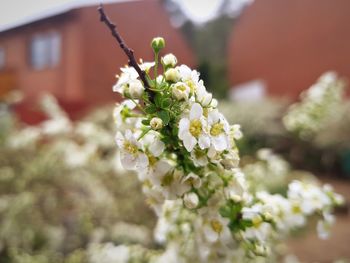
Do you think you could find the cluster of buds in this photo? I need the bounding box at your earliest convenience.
[112,37,343,262]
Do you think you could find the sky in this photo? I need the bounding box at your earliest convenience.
[0,0,225,28]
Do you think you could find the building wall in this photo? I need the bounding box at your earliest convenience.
[79,0,196,107]
[228,0,350,98]
[0,12,82,102]
[0,0,195,122]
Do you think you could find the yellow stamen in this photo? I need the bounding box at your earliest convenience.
[189,119,202,137]
[161,173,173,186]
[210,123,224,136]
[211,219,223,233]
[186,80,196,93]
[123,141,138,155]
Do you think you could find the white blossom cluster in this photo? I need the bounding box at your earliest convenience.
[283,72,346,139]
[7,94,122,172]
[243,148,291,192]
[111,38,343,262]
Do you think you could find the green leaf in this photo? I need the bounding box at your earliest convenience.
[157,110,170,125]
[219,206,231,218]
[142,119,150,125]
[161,98,172,108]
[155,94,162,107]
[145,105,157,114]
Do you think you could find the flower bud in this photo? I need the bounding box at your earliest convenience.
[128,80,144,98]
[150,117,163,130]
[201,92,212,106]
[162,53,177,67]
[171,82,190,101]
[151,37,165,52]
[254,244,268,256]
[165,68,181,83]
[210,98,218,108]
[183,192,199,209]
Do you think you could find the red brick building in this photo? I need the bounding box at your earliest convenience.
[0,0,195,122]
[228,0,350,99]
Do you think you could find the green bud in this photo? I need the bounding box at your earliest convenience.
[151,37,165,52]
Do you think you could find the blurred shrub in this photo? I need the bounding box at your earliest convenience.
[0,96,155,262]
[219,93,350,176]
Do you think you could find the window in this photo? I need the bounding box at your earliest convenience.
[0,47,5,69]
[30,32,61,70]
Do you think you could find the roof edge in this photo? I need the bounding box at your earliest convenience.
[0,0,143,33]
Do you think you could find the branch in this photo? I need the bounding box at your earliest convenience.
[98,4,154,99]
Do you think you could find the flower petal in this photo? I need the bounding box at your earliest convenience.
[149,139,165,157]
[212,134,228,151]
[121,153,135,170]
[198,135,211,149]
[136,153,149,169]
[178,118,190,139]
[190,103,203,120]
[183,133,197,152]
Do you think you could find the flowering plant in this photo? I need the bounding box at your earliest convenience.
[283,72,346,139]
[95,9,344,262]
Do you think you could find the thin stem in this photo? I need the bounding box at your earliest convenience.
[154,51,159,89]
[125,95,147,114]
[98,4,155,101]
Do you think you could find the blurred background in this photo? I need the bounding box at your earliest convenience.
[0,0,350,262]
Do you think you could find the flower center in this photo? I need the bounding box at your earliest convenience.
[177,84,187,92]
[292,204,302,214]
[210,219,223,233]
[252,215,263,227]
[186,80,196,93]
[210,123,224,136]
[148,155,158,167]
[161,173,173,186]
[123,141,138,155]
[194,149,206,159]
[189,119,202,137]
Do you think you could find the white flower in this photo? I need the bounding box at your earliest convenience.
[165,68,181,82]
[221,149,240,169]
[207,109,230,151]
[162,169,191,199]
[150,117,163,130]
[128,79,144,98]
[190,148,208,167]
[178,103,210,152]
[203,216,231,243]
[113,100,137,129]
[178,64,200,93]
[182,172,202,189]
[115,130,148,170]
[171,82,190,101]
[41,117,72,135]
[113,67,138,94]
[317,213,335,239]
[88,243,130,263]
[162,53,177,67]
[142,159,173,184]
[139,61,155,72]
[143,184,165,216]
[196,82,212,106]
[224,170,247,201]
[142,132,165,157]
[183,192,199,209]
[230,124,243,140]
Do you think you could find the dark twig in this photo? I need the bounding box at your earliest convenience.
[98,4,154,99]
